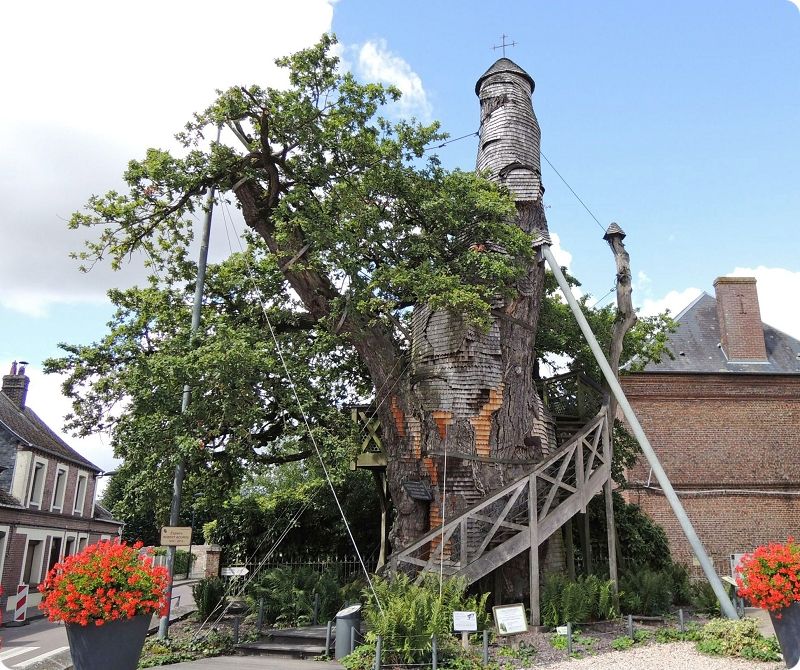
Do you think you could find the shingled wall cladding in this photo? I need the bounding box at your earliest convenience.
[476,69,541,203]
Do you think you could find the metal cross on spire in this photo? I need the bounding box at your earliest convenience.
[492,34,517,57]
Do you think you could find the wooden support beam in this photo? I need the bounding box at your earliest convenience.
[602,420,619,608]
[528,474,540,626]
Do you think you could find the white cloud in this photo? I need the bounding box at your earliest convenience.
[639,287,703,318]
[728,266,800,339]
[635,266,800,340]
[0,0,335,317]
[787,0,800,12]
[356,39,432,120]
[550,232,573,270]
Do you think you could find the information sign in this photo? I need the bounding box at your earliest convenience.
[492,603,528,635]
[160,526,192,547]
[221,566,249,577]
[453,610,478,632]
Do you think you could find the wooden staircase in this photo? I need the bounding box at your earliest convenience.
[388,407,610,588]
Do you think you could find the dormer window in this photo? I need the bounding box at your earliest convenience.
[27,458,47,508]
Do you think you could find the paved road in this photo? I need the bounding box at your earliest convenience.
[0,582,196,670]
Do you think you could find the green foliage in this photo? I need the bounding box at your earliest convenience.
[540,574,618,626]
[689,580,722,616]
[207,465,380,565]
[695,618,781,662]
[248,566,357,628]
[619,568,674,616]
[138,629,233,668]
[611,635,634,651]
[363,575,489,666]
[174,549,195,576]
[340,642,376,670]
[497,642,537,664]
[536,270,676,379]
[192,577,227,620]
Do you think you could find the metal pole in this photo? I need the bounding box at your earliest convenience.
[482,629,489,665]
[627,614,634,639]
[158,127,220,639]
[566,622,573,656]
[431,634,438,670]
[257,597,265,633]
[326,620,333,657]
[540,243,739,620]
[350,625,357,654]
[374,635,382,670]
[679,608,685,633]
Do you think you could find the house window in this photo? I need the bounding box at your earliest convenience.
[77,536,88,553]
[64,536,75,557]
[51,466,68,512]
[28,459,47,508]
[47,537,63,574]
[73,474,87,516]
[22,539,44,584]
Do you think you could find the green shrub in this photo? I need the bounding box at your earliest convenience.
[540,573,618,626]
[174,549,195,575]
[611,635,634,651]
[362,574,489,666]
[193,577,227,620]
[689,580,721,616]
[248,566,351,628]
[696,618,780,662]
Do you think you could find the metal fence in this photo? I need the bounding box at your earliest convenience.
[247,555,378,581]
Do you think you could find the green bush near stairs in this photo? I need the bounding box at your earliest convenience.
[343,574,489,669]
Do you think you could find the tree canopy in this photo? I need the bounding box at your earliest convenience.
[49,35,673,551]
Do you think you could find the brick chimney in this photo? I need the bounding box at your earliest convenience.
[713,277,768,362]
[2,360,30,409]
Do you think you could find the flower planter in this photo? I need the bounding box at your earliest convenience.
[771,602,800,669]
[66,613,151,670]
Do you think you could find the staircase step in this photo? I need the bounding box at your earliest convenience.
[237,641,329,659]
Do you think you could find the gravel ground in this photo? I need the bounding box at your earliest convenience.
[536,641,783,669]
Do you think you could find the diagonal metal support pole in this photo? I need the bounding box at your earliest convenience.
[540,242,738,620]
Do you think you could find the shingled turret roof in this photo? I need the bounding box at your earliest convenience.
[475,57,535,95]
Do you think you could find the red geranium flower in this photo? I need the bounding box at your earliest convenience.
[38,540,169,626]
[736,538,800,616]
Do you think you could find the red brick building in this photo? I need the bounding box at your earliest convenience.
[0,362,122,621]
[622,277,800,576]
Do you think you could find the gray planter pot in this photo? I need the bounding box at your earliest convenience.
[65,613,150,670]
[770,601,800,669]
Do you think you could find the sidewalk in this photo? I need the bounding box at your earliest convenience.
[146,657,344,669]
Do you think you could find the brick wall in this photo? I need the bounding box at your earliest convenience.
[621,371,800,568]
[629,488,800,576]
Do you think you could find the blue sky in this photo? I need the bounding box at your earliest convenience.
[1,0,798,472]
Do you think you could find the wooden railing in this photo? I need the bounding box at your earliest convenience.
[389,408,610,585]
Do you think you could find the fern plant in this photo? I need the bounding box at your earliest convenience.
[540,573,618,626]
[362,574,489,665]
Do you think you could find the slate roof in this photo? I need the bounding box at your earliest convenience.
[475,57,535,95]
[94,502,123,524]
[0,489,22,508]
[641,292,800,374]
[0,390,101,472]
